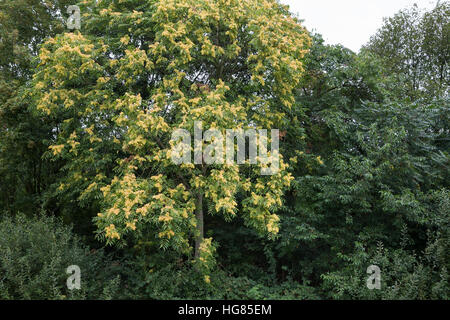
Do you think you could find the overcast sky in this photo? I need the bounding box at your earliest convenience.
[280,0,439,52]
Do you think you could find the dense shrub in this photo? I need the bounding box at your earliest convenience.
[321,190,449,300]
[0,213,121,299]
[321,240,449,300]
[113,251,318,300]
[120,260,319,300]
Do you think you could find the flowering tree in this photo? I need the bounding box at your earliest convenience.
[30,0,310,274]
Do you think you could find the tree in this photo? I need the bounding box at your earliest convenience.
[0,0,76,214]
[421,2,450,97]
[364,2,449,101]
[266,31,449,291]
[29,0,311,274]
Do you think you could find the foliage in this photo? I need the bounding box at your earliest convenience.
[28,0,311,277]
[364,2,449,100]
[322,189,449,299]
[0,0,448,300]
[116,244,319,300]
[0,213,121,299]
[0,0,76,215]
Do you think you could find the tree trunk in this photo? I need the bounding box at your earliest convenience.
[194,192,204,259]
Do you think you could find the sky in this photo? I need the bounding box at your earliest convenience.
[280,0,439,52]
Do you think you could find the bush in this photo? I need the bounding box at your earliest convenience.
[321,189,449,300]
[116,247,319,300]
[321,239,449,300]
[0,213,121,299]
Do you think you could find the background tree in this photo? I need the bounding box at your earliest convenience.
[364,2,449,101]
[0,0,76,216]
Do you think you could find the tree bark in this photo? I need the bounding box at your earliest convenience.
[194,192,204,259]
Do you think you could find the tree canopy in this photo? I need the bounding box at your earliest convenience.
[0,0,448,300]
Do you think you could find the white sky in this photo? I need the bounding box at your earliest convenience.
[281,0,440,52]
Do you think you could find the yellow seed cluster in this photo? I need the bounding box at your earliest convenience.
[105,224,120,240]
